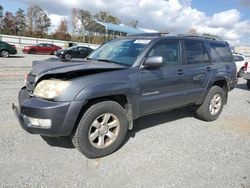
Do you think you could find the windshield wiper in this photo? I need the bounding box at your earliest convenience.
[96,59,118,64]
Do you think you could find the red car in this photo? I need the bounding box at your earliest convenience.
[22,43,62,55]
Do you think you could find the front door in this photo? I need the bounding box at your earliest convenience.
[139,39,187,115]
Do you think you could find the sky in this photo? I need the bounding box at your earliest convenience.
[1,0,250,45]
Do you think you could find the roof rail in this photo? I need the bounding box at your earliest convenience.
[177,34,223,41]
[126,32,169,37]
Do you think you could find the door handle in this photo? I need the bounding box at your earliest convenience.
[193,75,205,81]
[206,67,212,72]
[177,69,184,75]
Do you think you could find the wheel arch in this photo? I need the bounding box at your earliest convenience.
[198,78,229,105]
[71,93,134,136]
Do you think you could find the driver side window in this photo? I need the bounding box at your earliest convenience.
[148,40,180,66]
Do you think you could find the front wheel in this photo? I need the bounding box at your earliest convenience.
[196,86,225,121]
[64,53,72,61]
[247,80,250,90]
[1,50,9,58]
[72,101,128,158]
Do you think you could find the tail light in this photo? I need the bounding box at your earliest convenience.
[11,45,16,49]
[244,62,248,71]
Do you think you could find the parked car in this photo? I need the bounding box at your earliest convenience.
[13,33,237,158]
[0,41,17,57]
[22,43,62,55]
[243,61,250,89]
[55,46,93,60]
[233,53,248,77]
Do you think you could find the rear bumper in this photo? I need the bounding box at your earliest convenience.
[13,88,84,137]
[229,77,238,91]
[243,72,250,80]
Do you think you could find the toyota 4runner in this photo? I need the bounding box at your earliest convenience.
[13,33,237,158]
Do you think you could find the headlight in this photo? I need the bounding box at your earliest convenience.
[33,79,71,99]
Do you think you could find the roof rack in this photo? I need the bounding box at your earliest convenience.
[177,34,223,41]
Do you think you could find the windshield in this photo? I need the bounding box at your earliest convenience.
[88,39,150,66]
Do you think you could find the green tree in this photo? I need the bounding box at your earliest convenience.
[3,11,16,34]
[78,9,93,29]
[15,8,26,35]
[94,11,120,24]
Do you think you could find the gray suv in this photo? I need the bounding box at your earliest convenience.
[13,34,237,158]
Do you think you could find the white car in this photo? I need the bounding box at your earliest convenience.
[242,60,250,89]
[233,53,248,77]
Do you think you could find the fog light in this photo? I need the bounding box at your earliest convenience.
[25,116,52,129]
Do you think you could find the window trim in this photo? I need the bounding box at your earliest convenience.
[144,39,182,67]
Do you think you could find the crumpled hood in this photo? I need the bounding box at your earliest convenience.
[30,60,126,77]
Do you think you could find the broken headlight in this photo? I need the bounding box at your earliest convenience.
[33,79,71,99]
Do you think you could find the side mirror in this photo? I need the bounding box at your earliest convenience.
[144,56,163,67]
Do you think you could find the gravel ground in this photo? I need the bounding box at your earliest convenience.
[0,54,250,188]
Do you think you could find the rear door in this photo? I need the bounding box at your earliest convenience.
[181,40,212,104]
[139,39,188,115]
[77,47,85,58]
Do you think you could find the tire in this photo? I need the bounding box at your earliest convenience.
[237,68,244,78]
[247,80,250,90]
[1,50,9,58]
[196,86,225,121]
[64,53,72,61]
[29,49,36,54]
[72,101,128,158]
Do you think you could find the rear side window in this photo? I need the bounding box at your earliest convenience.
[209,42,233,63]
[184,40,210,64]
[234,55,244,61]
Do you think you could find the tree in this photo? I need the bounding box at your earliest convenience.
[3,11,16,34]
[53,19,71,40]
[128,19,139,28]
[26,5,51,37]
[71,8,79,35]
[94,11,120,24]
[188,28,198,35]
[15,8,26,35]
[78,9,93,29]
[0,5,4,30]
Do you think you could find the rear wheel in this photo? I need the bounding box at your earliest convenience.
[1,50,9,58]
[72,101,128,158]
[247,80,250,90]
[237,68,244,78]
[196,86,225,121]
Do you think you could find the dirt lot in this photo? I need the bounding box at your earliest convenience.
[0,54,250,188]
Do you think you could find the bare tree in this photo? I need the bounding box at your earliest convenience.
[0,5,3,30]
[71,8,79,35]
[26,5,51,37]
[94,11,120,24]
[128,19,139,28]
[188,28,198,35]
[54,19,71,40]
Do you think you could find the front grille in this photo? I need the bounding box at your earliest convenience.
[26,74,36,93]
